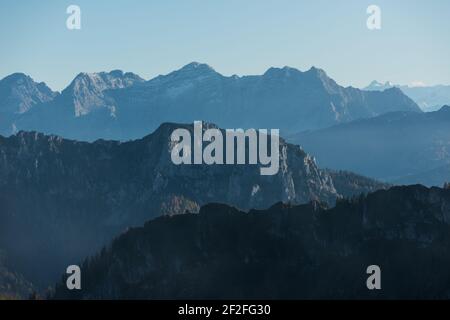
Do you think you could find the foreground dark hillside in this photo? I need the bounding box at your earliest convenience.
[0,251,33,299]
[54,185,450,299]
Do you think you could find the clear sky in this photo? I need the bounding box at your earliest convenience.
[1,0,449,91]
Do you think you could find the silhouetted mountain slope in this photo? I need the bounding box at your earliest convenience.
[0,122,380,290]
[53,185,450,299]
[3,63,420,141]
[289,106,450,185]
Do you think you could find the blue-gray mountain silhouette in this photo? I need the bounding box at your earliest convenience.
[364,80,450,112]
[290,105,450,186]
[0,73,57,135]
[1,63,420,141]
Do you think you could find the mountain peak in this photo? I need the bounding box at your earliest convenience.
[61,70,144,117]
[304,66,340,93]
[1,72,32,83]
[306,66,327,76]
[368,80,383,86]
[0,73,54,92]
[368,80,394,87]
[150,62,221,84]
[262,65,331,82]
[67,70,144,93]
[182,62,215,71]
[438,105,450,113]
[364,80,396,91]
[306,66,331,79]
[109,69,125,77]
[0,73,56,115]
[175,62,219,77]
[263,66,301,78]
[72,70,144,84]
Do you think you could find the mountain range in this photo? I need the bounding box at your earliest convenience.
[53,184,450,299]
[0,73,57,136]
[0,63,420,141]
[364,80,450,112]
[0,122,385,293]
[0,63,446,299]
[289,106,450,186]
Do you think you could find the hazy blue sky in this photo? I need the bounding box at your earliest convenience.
[1,0,449,91]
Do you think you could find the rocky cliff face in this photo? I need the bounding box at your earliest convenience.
[53,185,450,299]
[0,73,57,115]
[62,70,145,117]
[0,122,382,290]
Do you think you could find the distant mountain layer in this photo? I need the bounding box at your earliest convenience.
[53,185,450,299]
[0,123,384,290]
[364,80,450,112]
[289,106,450,186]
[0,63,420,141]
[0,73,57,135]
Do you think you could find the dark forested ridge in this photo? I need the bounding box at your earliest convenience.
[53,185,450,299]
[0,124,384,294]
[0,251,33,299]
